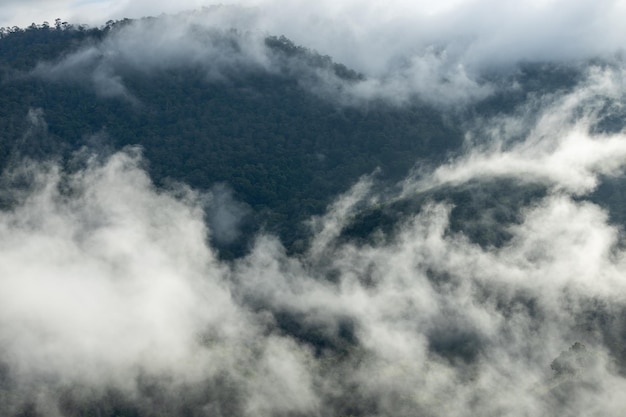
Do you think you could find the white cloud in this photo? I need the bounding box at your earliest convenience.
[4,2,626,414]
[404,65,626,194]
[3,128,626,414]
[7,0,626,105]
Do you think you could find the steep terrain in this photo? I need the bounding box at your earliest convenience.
[2,11,626,417]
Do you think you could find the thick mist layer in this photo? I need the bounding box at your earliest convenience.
[3,65,626,416]
[23,2,626,106]
[7,1,626,104]
[5,0,626,65]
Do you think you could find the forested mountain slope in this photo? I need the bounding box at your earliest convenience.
[3,18,616,254]
[0,21,464,254]
[2,11,626,417]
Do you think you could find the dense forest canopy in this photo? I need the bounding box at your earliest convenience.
[1,7,626,417]
[0,16,605,253]
[0,17,470,254]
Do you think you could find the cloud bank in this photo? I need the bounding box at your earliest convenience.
[14,0,626,106]
[3,61,626,415]
[3,2,626,416]
[5,0,626,66]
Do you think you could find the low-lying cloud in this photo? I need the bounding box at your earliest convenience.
[3,64,626,415]
[4,3,626,415]
[9,1,626,105]
[403,64,626,195]
[0,149,320,416]
[13,2,607,106]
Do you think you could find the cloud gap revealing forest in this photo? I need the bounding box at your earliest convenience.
[2,7,626,417]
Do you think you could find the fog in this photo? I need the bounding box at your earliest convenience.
[5,1,626,66]
[405,64,626,194]
[17,0,626,105]
[3,2,626,416]
[3,61,626,415]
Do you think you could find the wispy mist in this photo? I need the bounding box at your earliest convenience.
[404,64,626,194]
[8,1,626,105]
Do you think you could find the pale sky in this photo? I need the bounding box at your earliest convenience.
[3,0,625,33]
[0,0,216,28]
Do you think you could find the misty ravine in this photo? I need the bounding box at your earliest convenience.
[2,4,626,417]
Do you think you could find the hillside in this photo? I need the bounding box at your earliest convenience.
[2,11,626,417]
[0,21,466,256]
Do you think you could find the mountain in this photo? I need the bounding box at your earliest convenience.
[2,11,626,417]
[0,20,465,256]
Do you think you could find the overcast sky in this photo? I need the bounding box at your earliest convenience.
[0,0,210,27]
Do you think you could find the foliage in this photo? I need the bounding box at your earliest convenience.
[0,21,462,255]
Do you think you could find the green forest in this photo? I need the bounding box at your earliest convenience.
[2,13,626,417]
[2,19,613,257]
[0,21,470,255]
